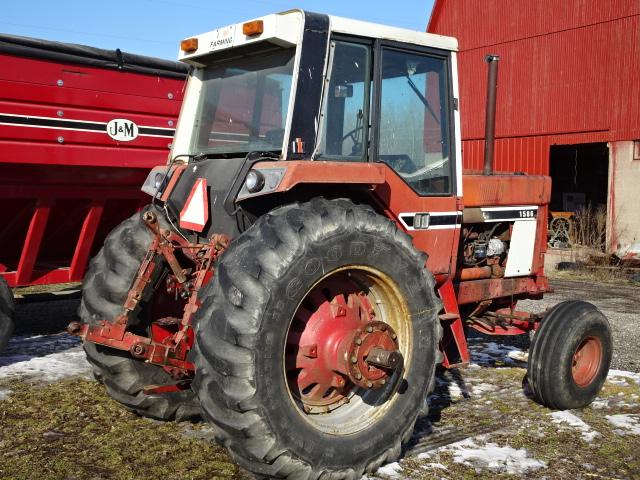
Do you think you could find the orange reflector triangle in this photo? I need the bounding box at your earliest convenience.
[179,178,209,232]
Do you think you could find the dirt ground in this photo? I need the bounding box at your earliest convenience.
[0,277,638,480]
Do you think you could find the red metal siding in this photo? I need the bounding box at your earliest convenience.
[429,1,640,173]
[0,53,185,168]
[430,0,640,51]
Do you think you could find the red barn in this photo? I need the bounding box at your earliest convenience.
[428,0,640,258]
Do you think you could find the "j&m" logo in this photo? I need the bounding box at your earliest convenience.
[106,118,139,142]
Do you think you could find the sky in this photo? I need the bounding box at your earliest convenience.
[2,0,435,60]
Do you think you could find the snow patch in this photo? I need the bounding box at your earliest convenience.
[0,333,81,366]
[447,382,467,399]
[377,462,403,477]
[445,437,546,474]
[0,389,11,400]
[608,370,640,385]
[506,350,528,362]
[605,414,640,435]
[421,462,447,470]
[471,382,495,394]
[467,341,527,366]
[550,411,600,442]
[0,346,91,382]
[607,378,630,387]
[590,399,610,409]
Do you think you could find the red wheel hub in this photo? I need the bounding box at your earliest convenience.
[572,336,603,387]
[286,276,401,411]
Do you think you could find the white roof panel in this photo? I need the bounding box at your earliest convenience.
[328,15,458,51]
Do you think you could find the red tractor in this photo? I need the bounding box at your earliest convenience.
[70,10,613,479]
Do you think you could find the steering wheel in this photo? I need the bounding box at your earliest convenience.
[341,126,364,155]
[341,125,364,144]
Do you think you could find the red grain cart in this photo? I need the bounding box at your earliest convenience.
[0,34,187,349]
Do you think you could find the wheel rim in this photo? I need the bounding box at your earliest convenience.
[284,266,412,435]
[571,336,603,387]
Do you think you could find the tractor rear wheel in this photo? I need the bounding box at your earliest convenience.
[192,198,442,479]
[0,276,15,352]
[80,208,200,421]
[527,300,612,410]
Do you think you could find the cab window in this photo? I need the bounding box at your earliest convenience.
[315,41,371,161]
[378,48,451,194]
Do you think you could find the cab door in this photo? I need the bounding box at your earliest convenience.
[370,41,460,276]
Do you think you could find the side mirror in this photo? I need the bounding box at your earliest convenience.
[334,84,354,98]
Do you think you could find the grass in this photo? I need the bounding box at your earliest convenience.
[402,364,640,479]
[549,267,640,286]
[0,364,638,480]
[0,379,246,480]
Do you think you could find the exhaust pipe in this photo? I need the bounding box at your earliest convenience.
[483,54,500,175]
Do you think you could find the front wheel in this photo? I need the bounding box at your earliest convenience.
[527,300,612,410]
[192,198,442,479]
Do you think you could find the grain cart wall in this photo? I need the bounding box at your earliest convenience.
[0,34,188,349]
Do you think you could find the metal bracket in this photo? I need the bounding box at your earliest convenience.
[68,211,230,379]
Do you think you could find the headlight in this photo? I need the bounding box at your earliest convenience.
[141,166,170,196]
[245,170,265,193]
[237,167,286,201]
[154,172,164,190]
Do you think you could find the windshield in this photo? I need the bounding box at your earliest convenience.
[190,48,295,156]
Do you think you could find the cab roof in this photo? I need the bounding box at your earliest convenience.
[179,10,458,64]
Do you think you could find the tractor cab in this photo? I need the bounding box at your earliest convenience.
[159,10,461,264]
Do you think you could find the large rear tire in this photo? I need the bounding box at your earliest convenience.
[527,300,612,410]
[80,207,200,421]
[192,198,442,479]
[0,276,15,352]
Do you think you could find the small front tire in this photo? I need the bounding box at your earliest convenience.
[527,300,612,410]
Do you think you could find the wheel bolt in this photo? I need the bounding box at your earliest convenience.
[131,343,146,356]
[381,379,386,385]
[355,338,362,345]
[391,333,397,340]
[351,356,358,364]
[366,326,374,333]
[366,381,373,388]
[355,373,362,380]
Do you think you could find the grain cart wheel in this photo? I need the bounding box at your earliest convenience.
[80,208,200,421]
[192,198,442,479]
[0,276,15,352]
[528,300,612,410]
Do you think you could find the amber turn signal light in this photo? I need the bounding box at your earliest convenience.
[242,20,264,36]
[180,38,198,53]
